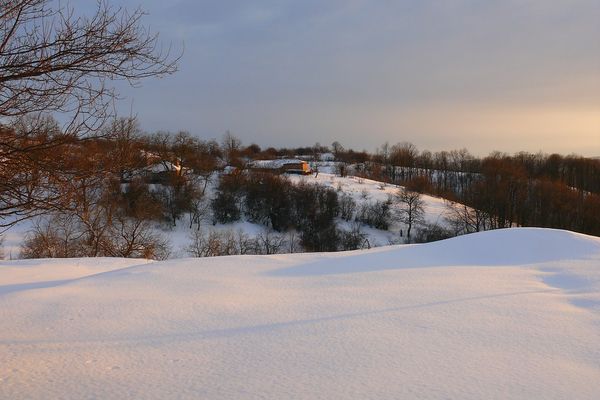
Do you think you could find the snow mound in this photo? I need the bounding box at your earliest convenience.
[273,228,600,276]
[0,257,152,296]
[2,228,600,399]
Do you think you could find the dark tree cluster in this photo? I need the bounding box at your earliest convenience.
[210,172,369,252]
[212,173,336,251]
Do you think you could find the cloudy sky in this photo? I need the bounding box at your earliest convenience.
[86,1,599,155]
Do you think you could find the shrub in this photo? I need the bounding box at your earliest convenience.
[413,223,454,243]
[244,173,292,231]
[211,190,242,224]
[20,212,171,260]
[356,200,392,230]
[20,215,85,259]
[339,223,370,250]
[104,215,171,260]
[338,194,357,221]
[256,231,286,255]
[300,225,340,252]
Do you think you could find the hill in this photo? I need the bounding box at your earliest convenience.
[1,172,456,259]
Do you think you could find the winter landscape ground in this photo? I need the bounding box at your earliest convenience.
[2,228,600,399]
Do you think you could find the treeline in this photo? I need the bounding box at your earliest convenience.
[327,142,600,236]
[232,140,600,237]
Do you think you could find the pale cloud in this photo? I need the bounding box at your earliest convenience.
[75,0,600,155]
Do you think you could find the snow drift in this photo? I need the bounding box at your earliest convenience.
[1,228,600,399]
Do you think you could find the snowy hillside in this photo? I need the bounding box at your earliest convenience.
[1,172,455,259]
[2,228,600,399]
[288,171,452,226]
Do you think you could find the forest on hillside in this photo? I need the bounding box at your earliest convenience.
[2,115,600,259]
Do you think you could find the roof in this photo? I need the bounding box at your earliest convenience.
[249,159,308,169]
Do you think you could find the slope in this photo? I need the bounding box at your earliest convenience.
[1,228,600,399]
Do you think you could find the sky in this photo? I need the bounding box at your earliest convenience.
[80,0,599,156]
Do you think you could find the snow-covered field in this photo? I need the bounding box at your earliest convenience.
[2,228,600,399]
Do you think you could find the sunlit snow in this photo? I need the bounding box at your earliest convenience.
[2,228,600,399]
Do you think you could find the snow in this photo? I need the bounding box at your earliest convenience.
[2,228,600,399]
[289,172,454,243]
[290,172,451,225]
[146,161,182,173]
[248,159,307,169]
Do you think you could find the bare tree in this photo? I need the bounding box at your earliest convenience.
[1,117,72,228]
[186,229,212,257]
[103,117,145,182]
[185,228,245,258]
[395,187,425,242]
[105,213,170,260]
[256,230,285,255]
[20,213,84,258]
[0,0,178,126]
[444,200,490,235]
[390,142,418,181]
[334,161,349,177]
[233,229,257,255]
[0,0,179,228]
[339,222,370,251]
[286,230,301,253]
[221,131,241,166]
[331,141,344,161]
[20,210,170,259]
[189,195,210,230]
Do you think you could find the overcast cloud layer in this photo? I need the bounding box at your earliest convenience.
[84,1,599,155]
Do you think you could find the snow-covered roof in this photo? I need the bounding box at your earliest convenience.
[249,159,307,169]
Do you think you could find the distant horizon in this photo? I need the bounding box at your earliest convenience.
[120,119,600,159]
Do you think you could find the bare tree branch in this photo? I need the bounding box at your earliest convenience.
[0,0,180,227]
